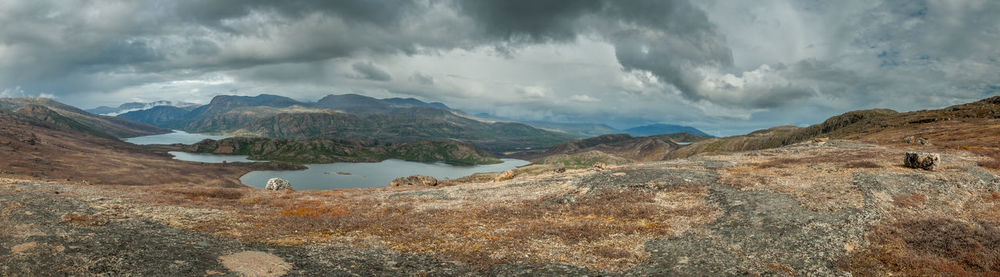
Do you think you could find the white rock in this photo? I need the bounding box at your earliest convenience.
[264,178,292,191]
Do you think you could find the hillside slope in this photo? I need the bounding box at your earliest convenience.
[0,109,292,186]
[0,98,168,138]
[669,97,1000,160]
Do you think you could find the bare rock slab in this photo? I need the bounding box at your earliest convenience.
[219,251,292,277]
[904,152,939,170]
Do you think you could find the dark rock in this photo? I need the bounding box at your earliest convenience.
[904,152,939,170]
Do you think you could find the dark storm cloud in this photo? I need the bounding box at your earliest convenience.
[351,62,393,81]
[2,0,999,135]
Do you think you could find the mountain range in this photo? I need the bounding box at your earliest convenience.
[471,113,712,139]
[118,94,575,152]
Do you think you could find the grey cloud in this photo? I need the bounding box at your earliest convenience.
[410,73,434,85]
[351,62,393,81]
[1,0,999,136]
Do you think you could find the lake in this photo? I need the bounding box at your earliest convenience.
[240,159,531,190]
[127,132,530,190]
[125,130,229,145]
[167,151,253,163]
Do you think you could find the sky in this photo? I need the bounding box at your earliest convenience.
[0,0,998,136]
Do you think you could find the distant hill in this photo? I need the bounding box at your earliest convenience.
[525,134,682,162]
[0,97,168,138]
[185,94,301,119]
[118,106,193,128]
[313,94,451,114]
[524,121,620,138]
[624,124,712,137]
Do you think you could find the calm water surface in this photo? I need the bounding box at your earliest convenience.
[125,130,228,145]
[167,151,252,163]
[127,132,530,190]
[241,159,530,190]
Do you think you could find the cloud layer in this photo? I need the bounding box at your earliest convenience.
[0,0,997,135]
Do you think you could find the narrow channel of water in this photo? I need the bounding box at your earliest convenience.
[127,132,530,190]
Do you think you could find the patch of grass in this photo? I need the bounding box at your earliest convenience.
[845,161,883,169]
[840,219,1000,276]
[278,200,351,218]
[245,187,718,271]
[167,188,245,201]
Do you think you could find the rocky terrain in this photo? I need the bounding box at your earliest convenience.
[2,96,1000,275]
[2,138,998,275]
[184,137,502,165]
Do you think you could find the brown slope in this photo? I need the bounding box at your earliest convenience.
[526,134,682,162]
[0,110,292,186]
[669,96,1000,160]
[0,97,168,138]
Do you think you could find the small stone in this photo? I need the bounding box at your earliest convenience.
[264,178,292,191]
[904,152,939,170]
[612,172,627,177]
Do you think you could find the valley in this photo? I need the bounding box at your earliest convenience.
[2,95,1000,275]
[4,2,997,275]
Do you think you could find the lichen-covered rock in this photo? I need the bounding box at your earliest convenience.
[390,175,440,187]
[904,152,939,170]
[264,178,292,191]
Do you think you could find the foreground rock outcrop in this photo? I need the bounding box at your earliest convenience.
[904,152,940,170]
